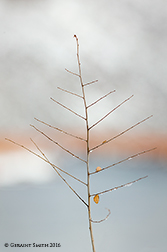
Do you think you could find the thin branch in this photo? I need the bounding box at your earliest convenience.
[90,208,111,223]
[90,147,157,175]
[54,164,88,207]
[87,90,116,109]
[30,137,48,159]
[90,115,153,152]
[52,164,87,185]
[6,138,86,186]
[34,117,86,142]
[74,34,96,252]
[83,80,98,87]
[89,95,134,130]
[30,124,87,163]
[65,68,80,77]
[5,138,88,207]
[5,138,47,163]
[57,86,83,99]
[30,138,87,186]
[50,97,86,121]
[90,175,148,197]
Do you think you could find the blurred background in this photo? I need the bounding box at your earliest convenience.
[0,0,167,251]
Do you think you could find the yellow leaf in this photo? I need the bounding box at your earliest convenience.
[93,194,99,204]
[96,166,102,172]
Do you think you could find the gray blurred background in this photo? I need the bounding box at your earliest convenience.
[0,0,167,132]
[0,1,167,252]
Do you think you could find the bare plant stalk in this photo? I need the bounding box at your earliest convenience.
[5,35,156,252]
[73,34,96,252]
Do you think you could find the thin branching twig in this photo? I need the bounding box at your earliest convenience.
[87,90,116,109]
[83,79,98,86]
[89,94,134,130]
[34,117,86,142]
[90,147,157,175]
[30,124,87,163]
[5,138,88,206]
[90,115,153,151]
[90,208,111,223]
[90,175,148,197]
[6,138,87,186]
[5,35,156,252]
[50,97,86,121]
[57,86,83,99]
[65,68,80,77]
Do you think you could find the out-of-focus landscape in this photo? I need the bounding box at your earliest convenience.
[0,1,167,251]
[0,0,167,184]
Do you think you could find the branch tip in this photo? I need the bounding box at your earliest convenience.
[90,208,111,223]
[91,175,148,197]
[90,114,154,151]
[89,94,134,130]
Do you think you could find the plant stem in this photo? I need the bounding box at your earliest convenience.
[74,34,96,252]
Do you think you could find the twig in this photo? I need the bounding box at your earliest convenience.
[90,176,148,197]
[34,117,86,142]
[83,80,98,87]
[65,68,80,77]
[90,115,153,151]
[87,90,116,109]
[54,164,88,207]
[30,124,87,163]
[89,95,134,130]
[30,138,87,186]
[57,86,83,99]
[30,137,48,159]
[6,138,87,186]
[50,97,86,121]
[90,208,111,223]
[90,147,157,175]
[5,138,88,206]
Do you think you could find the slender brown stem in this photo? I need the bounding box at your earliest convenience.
[87,90,116,109]
[90,175,148,197]
[50,97,86,120]
[90,147,157,175]
[74,34,96,252]
[89,95,134,130]
[5,138,88,206]
[57,86,83,99]
[90,208,111,223]
[30,138,87,186]
[34,117,86,142]
[83,79,98,86]
[90,115,153,151]
[65,68,80,77]
[30,124,87,163]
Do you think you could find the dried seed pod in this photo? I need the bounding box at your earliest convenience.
[93,194,99,204]
[96,166,102,172]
